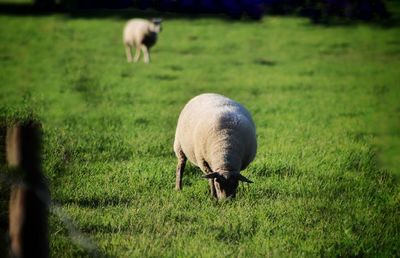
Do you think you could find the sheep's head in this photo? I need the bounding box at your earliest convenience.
[150,18,163,33]
[203,172,253,199]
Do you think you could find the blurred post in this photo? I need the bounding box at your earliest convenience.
[0,125,8,256]
[6,121,49,258]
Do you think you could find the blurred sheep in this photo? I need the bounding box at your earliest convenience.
[123,18,162,64]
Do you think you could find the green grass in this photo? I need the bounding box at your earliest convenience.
[0,6,400,257]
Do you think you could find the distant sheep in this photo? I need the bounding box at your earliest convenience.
[123,18,162,63]
[174,93,257,199]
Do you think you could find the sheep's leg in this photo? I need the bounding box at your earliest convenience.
[133,46,141,63]
[175,150,186,191]
[125,44,133,63]
[202,161,217,198]
[208,180,217,198]
[141,45,150,63]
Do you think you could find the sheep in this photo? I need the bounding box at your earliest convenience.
[123,18,162,64]
[173,93,257,199]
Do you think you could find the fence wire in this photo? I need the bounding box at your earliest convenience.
[0,173,101,257]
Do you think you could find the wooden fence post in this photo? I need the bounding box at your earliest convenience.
[6,121,49,258]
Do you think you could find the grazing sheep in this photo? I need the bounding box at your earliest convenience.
[123,18,162,64]
[174,93,257,199]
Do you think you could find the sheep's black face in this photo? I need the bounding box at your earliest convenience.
[151,18,162,33]
[153,23,162,33]
[203,172,253,200]
[214,174,239,199]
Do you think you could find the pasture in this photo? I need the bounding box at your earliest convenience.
[0,4,400,257]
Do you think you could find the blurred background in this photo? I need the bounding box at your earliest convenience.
[1,0,397,23]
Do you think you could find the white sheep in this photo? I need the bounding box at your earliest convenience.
[123,18,162,64]
[174,93,257,199]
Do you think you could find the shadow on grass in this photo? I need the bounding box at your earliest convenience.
[150,74,179,81]
[57,196,133,208]
[253,58,277,66]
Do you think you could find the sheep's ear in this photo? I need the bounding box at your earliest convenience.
[202,172,220,179]
[238,174,253,183]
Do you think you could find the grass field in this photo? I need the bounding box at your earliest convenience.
[1,3,400,257]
